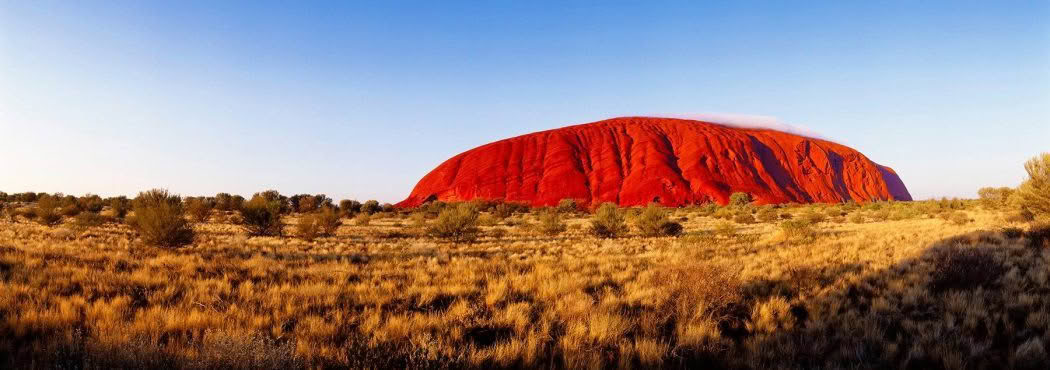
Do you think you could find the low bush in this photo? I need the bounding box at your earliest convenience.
[634,204,683,237]
[185,197,214,223]
[130,189,194,247]
[778,219,816,242]
[354,213,371,226]
[589,202,627,238]
[73,211,106,229]
[339,200,362,217]
[315,207,341,236]
[296,215,321,241]
[78,194,105,213]
[537,210,567,236]
[108,196,131,219]
[728,192,752,207]
[1014,153,1050,220]
[239,197,284,237]
[34,196,64,226]
[360,200,381,215]
[557,199,579,214]
[848,213,865,224]
[427,203,480,242]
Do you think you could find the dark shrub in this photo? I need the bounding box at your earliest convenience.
[1026,223,1050,249]
[929,246,1005,292]
[296,214,321,241]
[239,196,285,237]
[34,196,63,226]
[316,207,341,236]
[78,194,105,213]
[360,200,380,215]
[74,211,106,229]
[1001,227,1024,239]
[728,192,752,207]
[590,202,627,238]
[537,210,567,236]
[185,197,214,223]
[253,190,289,214]
[427,203,479,242]
[634,204,683,237]
[778,219,816,242]
[557,199,579,214]
[339,199,362,217]
[107,196,131,219]
[130,189,194,247]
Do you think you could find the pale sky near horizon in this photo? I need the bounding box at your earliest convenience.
[2,1,1048,203]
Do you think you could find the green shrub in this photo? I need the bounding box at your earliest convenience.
[315,207,341,236]
[589,202,627,238]
[34,196,64,226]
[633,204,683,237]
[239,196,284,237]
[427,203,480,242]
[360,200,380,215]
[492,203,516,219]
[354,213,371,226]
[695,203,719,216]
[1015,153,1050,220]
[108,196,131,219]
[537,210,567,236]
[557,199,579,214]
[73,211,106,229]
[848,213,865,224]
[185,197,214,223]
[728,192,752,207]
[778,219,816,242]
[130,189,194,247]
[977,187,1014,209]
[296,214,321,241]
[253,190,289,214]
[78,194,105,213]
[339,199,362,217]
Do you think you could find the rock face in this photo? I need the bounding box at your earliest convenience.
[398,117,911,208]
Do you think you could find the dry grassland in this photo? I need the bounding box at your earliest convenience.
[1,202,1048,369]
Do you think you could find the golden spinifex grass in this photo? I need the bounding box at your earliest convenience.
[0,202,1048,369]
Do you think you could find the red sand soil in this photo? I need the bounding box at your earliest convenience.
[398,117,911,208]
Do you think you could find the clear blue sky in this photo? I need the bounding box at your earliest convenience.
[2,1,1047,202]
